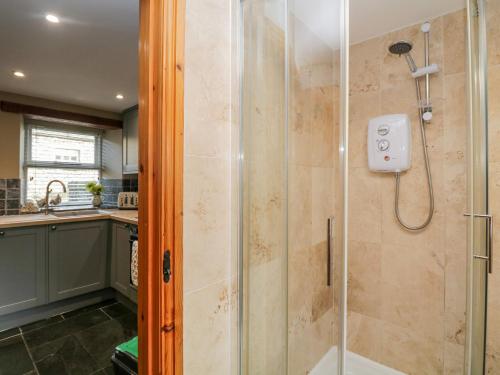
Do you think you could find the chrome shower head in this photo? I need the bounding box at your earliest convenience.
[388,41,417,73]
[388,41,413,55]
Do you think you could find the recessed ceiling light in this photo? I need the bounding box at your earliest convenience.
[13,71,25,78]
[116,94,124,100]
[45,14,60,23]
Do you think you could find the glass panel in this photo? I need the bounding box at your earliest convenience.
[240,0,345,373]
[465,0,490,373]
[287,0,341,373]
[240,0,288,374]
[484,0,500,373]
[347,1,468,374]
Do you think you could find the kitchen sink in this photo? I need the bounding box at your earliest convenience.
[52,209,102,217]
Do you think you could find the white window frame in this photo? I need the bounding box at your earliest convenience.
[23,120,103,205]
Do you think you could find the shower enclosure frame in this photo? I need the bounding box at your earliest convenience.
[238,0,492,373]
[465,0,490,373]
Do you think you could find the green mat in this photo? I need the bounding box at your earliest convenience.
[116,336,138,359]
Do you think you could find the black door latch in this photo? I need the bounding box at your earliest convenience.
[163,250,171,283]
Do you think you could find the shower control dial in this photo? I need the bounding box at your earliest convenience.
[378,139,390,151]
[368,114,411,173]
[377,125,390,136]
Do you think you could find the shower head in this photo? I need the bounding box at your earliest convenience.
[388,41,413,55]
[388,41,417,73]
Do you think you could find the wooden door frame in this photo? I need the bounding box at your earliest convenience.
[138,0,185,374]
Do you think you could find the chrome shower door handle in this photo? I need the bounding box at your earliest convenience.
[327,216,334,286]
[465,213,493,274]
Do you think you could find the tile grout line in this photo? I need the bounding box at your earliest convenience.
[20,333,40,375]
[0,329,21,343]
[100,307,114,320]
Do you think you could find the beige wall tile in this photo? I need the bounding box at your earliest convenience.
[184,156,231,293]
[347,240,382,319]
[184,280,232,375]
[347,312,382,363]
[380,320,444,374]
[348,167,382,243]
[444,342,465,375]
[185,0,231,158]
[443,10,467,76]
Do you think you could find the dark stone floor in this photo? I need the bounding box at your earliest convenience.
[0,300,137,375]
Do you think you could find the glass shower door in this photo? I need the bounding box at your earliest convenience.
[465,0,490,373]
[239,0,345,374]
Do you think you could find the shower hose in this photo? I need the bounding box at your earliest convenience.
[394,78,435,230]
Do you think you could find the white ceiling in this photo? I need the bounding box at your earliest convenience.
[0,0,465,113]
[0,0,138,113]
[292,0,465,48]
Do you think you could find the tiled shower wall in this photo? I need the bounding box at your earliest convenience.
[347,9,467,374]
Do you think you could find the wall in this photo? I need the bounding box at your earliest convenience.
[0,110,22,179]
[347,9,467,374]
[183,0,236,373]
[0,91,121,180]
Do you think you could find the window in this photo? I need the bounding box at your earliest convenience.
[24,121,102,206]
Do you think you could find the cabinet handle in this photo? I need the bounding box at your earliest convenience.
[51,225,57,231]
[0,231,5,236]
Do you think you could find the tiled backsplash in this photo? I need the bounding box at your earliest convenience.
[101,175,138,208]
[0,179,21,216]
[0,176,138,215]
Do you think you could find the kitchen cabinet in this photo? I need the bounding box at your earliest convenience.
[111,222,131,296]
[122,105,139,174]
[48,221,108,302]
[0,227,47,315]
[110,221,137,303]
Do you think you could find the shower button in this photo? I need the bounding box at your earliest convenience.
[377,125,390,136]
[378,139,390,151]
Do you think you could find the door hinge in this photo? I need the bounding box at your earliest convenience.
[163,249,171,283]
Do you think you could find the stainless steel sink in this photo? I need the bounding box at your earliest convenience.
[52,209,102,217]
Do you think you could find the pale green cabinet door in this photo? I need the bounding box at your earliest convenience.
[122,106,139,174]
[48,221,108,302]
[0,226,47,315]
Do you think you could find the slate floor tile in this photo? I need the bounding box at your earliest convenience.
[62,300,117,319]
[0,327,20,341]
[24,310,110,349]
[20,315,64,334]
[101,303,131,319]
[75,317,136,369]
[33,335,98,375]
[0,335,34,375]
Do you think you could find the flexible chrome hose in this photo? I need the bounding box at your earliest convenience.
[394,78,435,230]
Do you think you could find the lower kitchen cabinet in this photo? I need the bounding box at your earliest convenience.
[110,222,137,302]
[48,221,108,302]
[111,222,131,296]
[0,227,47,315]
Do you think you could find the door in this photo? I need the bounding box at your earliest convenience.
[465,0,494,373]
[0,226,47,315]
[123,106,139,174]
[48,221,108,302]
[111,221,132,297]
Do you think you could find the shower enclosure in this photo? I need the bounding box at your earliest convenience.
[238,0,497,373]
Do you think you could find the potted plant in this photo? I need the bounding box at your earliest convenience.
[86,181,105,207]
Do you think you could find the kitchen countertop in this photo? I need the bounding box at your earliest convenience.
[0,209,138,229]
